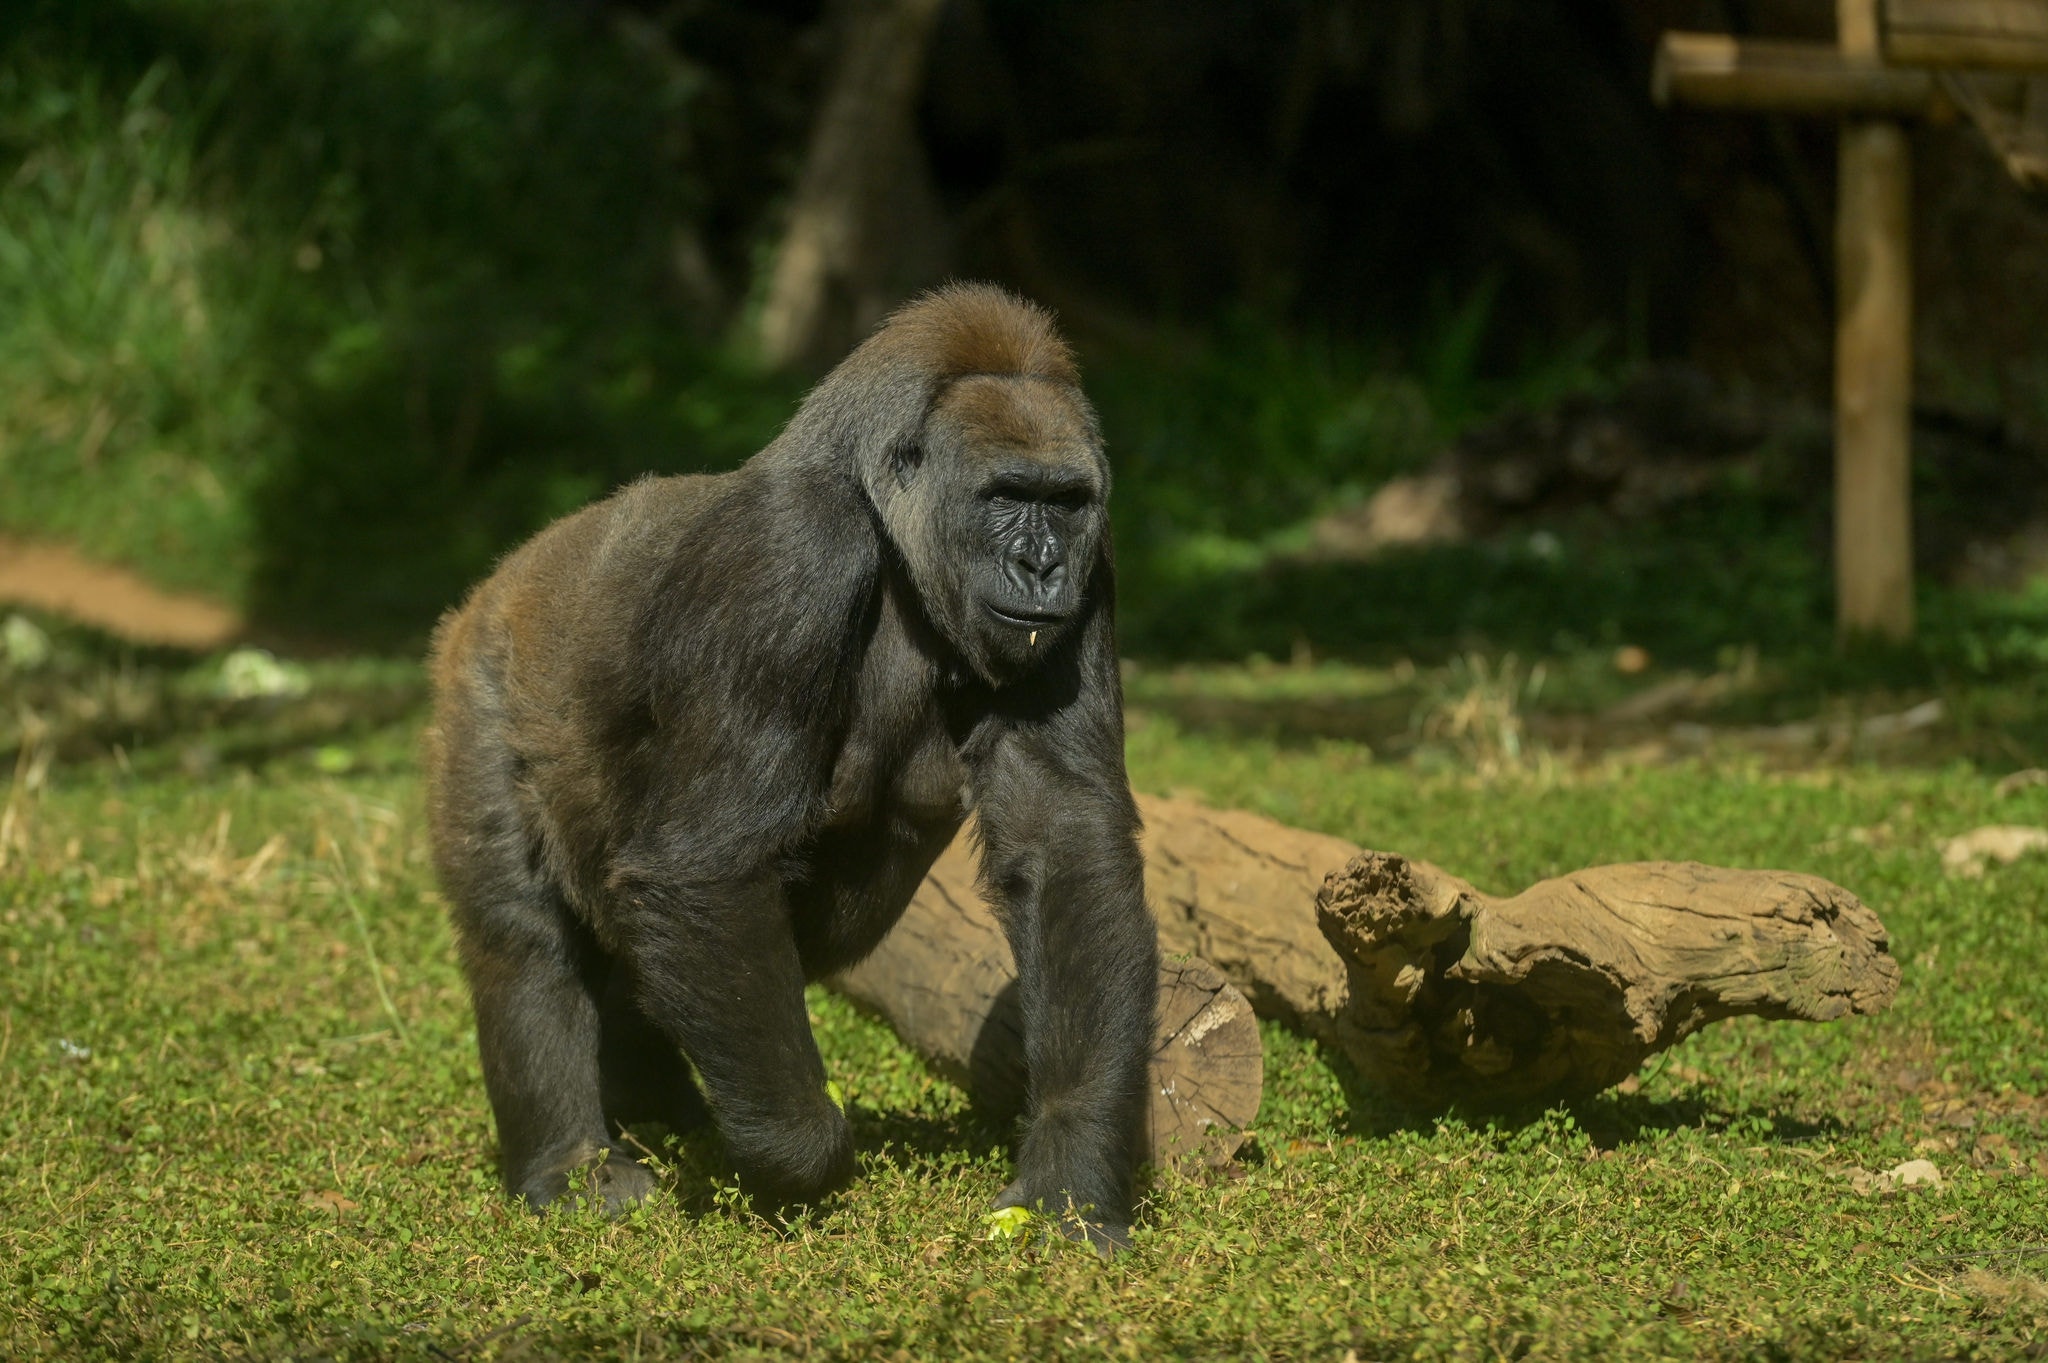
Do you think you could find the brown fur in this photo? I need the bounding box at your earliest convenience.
[873,284,1078,385]
[940,374,1094,453]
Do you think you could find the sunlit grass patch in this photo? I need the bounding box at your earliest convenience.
[1,661,2044,1358]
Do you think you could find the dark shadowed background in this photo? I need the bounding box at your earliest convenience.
[2,0,2045,685]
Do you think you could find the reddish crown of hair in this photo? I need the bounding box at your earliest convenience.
[877,282,1077,386]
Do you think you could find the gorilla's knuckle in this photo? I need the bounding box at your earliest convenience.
[735,1110,855,1204]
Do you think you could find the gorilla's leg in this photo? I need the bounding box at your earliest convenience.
[623,876,853,1209]
[598,958,712,1135]
[460,889,656,1214]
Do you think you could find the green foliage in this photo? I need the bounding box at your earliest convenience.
[1089,321,1440,558]
[4,0,2046,706]
[1089,284,1609,578]
[0,48,267,594]
[0,0,798,640]
[1113,467,2048,746]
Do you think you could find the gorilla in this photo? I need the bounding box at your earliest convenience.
[423,283,1158,1248]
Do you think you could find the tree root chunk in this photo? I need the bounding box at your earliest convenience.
[1316,852,1903,1109]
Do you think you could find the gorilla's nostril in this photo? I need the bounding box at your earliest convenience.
[1012,539,1061,580]
[1021,534,1063,578]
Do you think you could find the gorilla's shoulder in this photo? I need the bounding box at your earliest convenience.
[607,469,735,521]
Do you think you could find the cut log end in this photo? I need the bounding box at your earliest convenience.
[1150,957,1263,1167]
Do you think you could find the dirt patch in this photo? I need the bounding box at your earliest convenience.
[0,538,240,650]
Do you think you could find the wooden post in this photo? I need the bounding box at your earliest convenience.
[1654,3,2048,636]
[1834,0,1917,642]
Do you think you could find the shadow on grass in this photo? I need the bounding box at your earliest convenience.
[0,610,424,774]
[1566,1091,1846,1150]
[1116,494,2048,763]
[1124,496,1822,671]
[613,1102,1014,1228]
[1296,1042,1850,1152]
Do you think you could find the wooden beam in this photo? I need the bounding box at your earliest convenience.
[1653,32,1940,115]
[1885,0,2048,71]
[1836,0,1917,642]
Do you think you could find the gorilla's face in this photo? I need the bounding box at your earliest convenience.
[884,374,1108,683]
[971,459,1101,662]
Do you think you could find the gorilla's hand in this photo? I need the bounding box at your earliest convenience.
[993,1177,1132,1256]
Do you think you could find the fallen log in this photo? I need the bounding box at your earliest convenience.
[832,831,1263,1167]
[841,794,1899,1125]
[1140,795,1359,1027]
[1135,795,1897,1109]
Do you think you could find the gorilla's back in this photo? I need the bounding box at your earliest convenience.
[424,470,738,895]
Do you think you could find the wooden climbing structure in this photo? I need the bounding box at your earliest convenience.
[1654,0,2048,643]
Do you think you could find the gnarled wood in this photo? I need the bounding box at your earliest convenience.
[1140,795,1898,1109]
[1316,853,1902,1109]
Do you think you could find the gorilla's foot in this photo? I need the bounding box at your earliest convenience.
[513,1139,658,1217]
[587,1154,658,1215]
[729,1102,855,1212]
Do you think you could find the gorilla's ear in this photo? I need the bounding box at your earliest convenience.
[887,436,924,488]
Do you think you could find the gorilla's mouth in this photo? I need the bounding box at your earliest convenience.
[986,602,1068,629]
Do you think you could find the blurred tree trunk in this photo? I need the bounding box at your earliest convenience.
[756,0,950,371]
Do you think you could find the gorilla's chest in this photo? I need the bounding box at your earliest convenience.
[820,701,967,832]
[817,598,970,834]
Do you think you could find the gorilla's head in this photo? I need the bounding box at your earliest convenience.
[892,373,1109,681]
[794,283,1111,686]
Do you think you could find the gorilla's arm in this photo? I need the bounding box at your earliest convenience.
[969,623,1156,1245]
[587,471,880,1205]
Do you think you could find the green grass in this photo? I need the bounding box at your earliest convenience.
[2,629,2045,1361]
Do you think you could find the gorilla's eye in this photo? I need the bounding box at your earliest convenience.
[984,482,1091,512]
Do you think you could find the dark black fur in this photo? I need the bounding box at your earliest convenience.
[423,283,1157,1245]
